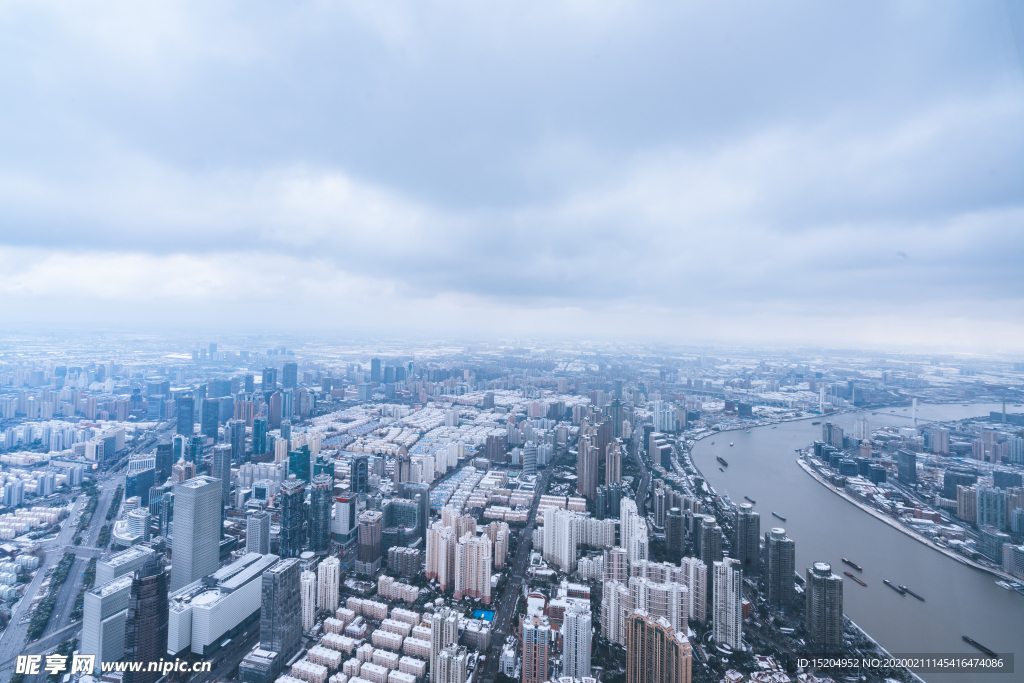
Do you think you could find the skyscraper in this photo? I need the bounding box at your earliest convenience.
[253,417,268,455]
[229,420,246,463]
[310,474,333,552]
[262,368,277,392]
[289,445,311,483]
[155,441,173,482]
[246,510,271,555]
[665,508,684,562]
[279,477,305,558]
[805,562,844,653]
[356,510,383,575]
[764,528,796,607]
[897,448,918,486]
[712,558,742,650]
[624,610,692,683]
[170,476,221,591]
[212,444,232,511]
[122,556,168,683]
[201,398,220,441]
[699,516,723,579]
[576,433,599,500]
[370,358,382,383]
[317,556,340,613]
[606,438,622,485]
[430,607,459,675]
[300,570,316,632]
[734,503,760,575]
[185,436,203,468]
[562,605,592,679]
[175,395,194,436]
[522,620,550,683]
[351,454,368,494]
[282,362,298,390]
[261,558,301,662]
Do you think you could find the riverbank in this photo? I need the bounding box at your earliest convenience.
[795,457,1014,582]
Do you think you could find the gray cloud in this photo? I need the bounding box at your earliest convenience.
[0,1,1022,347]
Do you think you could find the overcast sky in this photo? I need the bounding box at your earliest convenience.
[1,1,1023,350]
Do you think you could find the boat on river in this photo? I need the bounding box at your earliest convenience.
[844,571,867,586]
[900,585,925,601]
[772,512,786,521]
[717,456,728,467]
[883,579,905,594]
[744,496,756,504]
[962,636,998,657]
[842,558,862,571]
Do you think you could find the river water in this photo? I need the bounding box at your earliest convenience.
[690,402,1022,683]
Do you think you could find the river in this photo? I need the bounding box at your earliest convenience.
[690,402,1022,683]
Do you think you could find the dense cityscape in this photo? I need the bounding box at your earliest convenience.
[0,338,1019,683]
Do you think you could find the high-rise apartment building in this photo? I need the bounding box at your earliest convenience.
[699,517,723,588]
[261,558,301,662]
[430,607,459,675]
[170,476,221,591]
[279,477,306,559]
[764,527,796,607]
[805,562,843,653]
[576,433,599,500]
[624,610,692,683]
[300,570,316,632]
[317,556,340,613]
[427,522,456,590]
[246,510,271,555]
[606,439,622,485]
[122,556,168,683]
[679,556,707,624]
[734,504,760,575]
[454,533,492,604]
[562,605,592,679]
[665,508,685,561]
[712,558,742,650]
[522,621,550,683]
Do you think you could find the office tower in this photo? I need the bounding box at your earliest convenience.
[262,367,277,392]
[122,556,168,683]
[356,510,384,575]
[562,605,592,679]
[712,558,742,649]
[126,467,155,506]
[212,444,232,510]
[665,508,684,561]
[172,458,195,484]
[185,436,203,468]
[606,439,622,485]
[155,441,173,482]
[333,494,358,546]
[454,533,492,604]
[317,556,340,613]
[170,476,221,591]
[310,474,333,552]
[175,395,194,436]
[261,558,301,662]
[435,645,468,683]
[243,373,255,394]
[735,503,760,575]
[764,528,796,607]
[289,445,311,483]
[371,358,382,383]
[300,570,316,632]
[253,417,268,455]
[282,362,298,390]
[229,420,246,463]
[430,607,459,675]
[679,556,707,623]
[279,477,305,559]
[576,435,599,500]
[805,562,844,653]
[247,510,271,555]
[82,574,134,673]
[624,610,692,683]
[399,481,430,544]
[976,485,1008,531]
[351,454,368,494]
[699,516,723,571]
[268,391,282,428]
[897,448,917,485]
[522,621,550,683]
[201,398,220,441]
[943,469,978,500]
[393,449,410,486]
